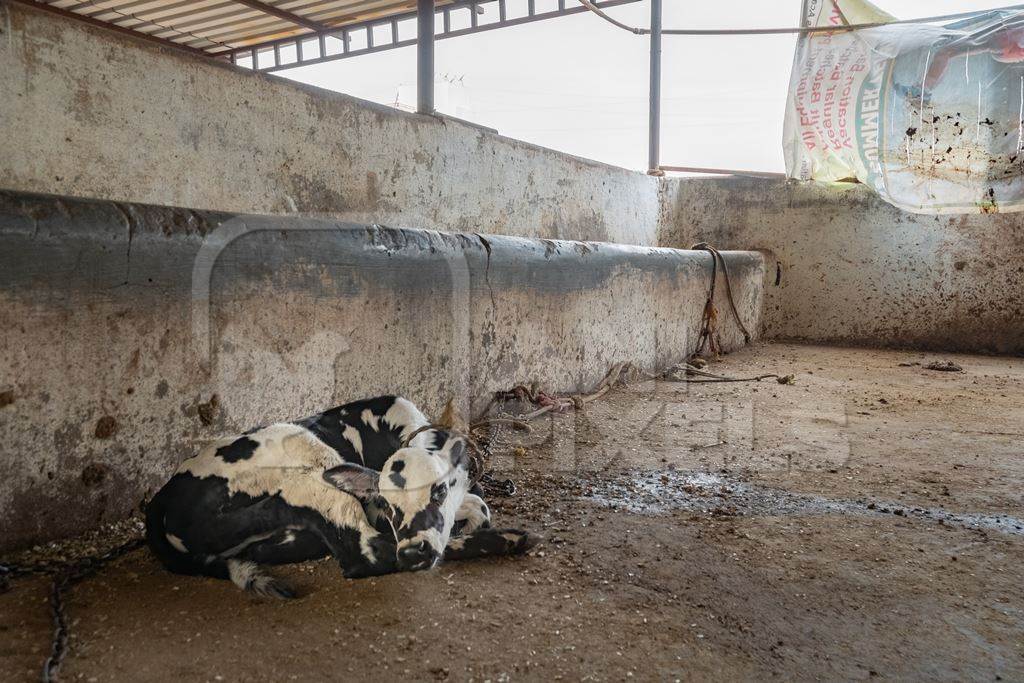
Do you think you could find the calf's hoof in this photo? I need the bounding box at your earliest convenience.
[505,530,542,555]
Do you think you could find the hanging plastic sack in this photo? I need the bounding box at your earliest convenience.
[783,0,1024,213]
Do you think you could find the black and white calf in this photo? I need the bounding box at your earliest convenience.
[145,396,536,597]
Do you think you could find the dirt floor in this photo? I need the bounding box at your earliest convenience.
[2,343,1023,682]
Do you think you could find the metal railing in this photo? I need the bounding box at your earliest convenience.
[223,0,641,74]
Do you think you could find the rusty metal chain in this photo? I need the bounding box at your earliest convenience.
[1,536,145,682]
[478,473,517,497]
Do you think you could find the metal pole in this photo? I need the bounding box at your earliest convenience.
[648,0,662,173]
[417,0,435,114]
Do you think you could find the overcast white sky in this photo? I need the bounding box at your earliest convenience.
[279,1,1016,172]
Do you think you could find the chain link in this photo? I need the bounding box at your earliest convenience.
[1,537,145,682]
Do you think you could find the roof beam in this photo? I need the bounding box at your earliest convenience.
[10,0,215,56]
[230,0,330,32]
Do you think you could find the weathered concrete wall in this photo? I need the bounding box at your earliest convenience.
[0,190,764,549]
[0,1,660,245]
[3,1,1019,362]
[661,176,1024,354]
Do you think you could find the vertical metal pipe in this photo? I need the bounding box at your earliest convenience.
[417,0,435,114]
[648,0,663,172]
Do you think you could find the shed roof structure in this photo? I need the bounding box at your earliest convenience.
[17,0,639,72]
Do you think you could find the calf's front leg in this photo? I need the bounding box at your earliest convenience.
[444,527,540,562]
[452,493,491,536]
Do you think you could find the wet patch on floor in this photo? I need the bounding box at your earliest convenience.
[584,467,1024,536]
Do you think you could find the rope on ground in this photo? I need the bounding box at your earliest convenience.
[474,359,793,439]
[666,364,790,383]
[466,359,794,489]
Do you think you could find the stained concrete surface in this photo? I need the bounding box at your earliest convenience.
[2,343,1021,681]
[0,190,764,549]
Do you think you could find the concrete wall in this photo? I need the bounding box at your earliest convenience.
[0,190,764,549]
[661,176,1024,354]
[2,1,1020,359]
[0,1,660,246]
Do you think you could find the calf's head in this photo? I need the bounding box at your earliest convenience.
[324,436,472,571]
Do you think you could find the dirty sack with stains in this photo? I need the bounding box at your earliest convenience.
[784,0,1024,214]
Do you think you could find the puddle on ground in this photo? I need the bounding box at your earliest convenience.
[584,469,1024,537]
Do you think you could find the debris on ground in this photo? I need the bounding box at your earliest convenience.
[925,360,963,372]
[1,516,145,573]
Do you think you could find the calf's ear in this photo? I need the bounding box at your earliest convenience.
[438,398,469,434]
[323,463,380,504]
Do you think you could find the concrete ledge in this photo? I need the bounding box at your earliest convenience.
[0,190,764,549]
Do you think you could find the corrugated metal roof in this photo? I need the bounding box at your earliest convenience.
[16,0,642,72]
[30,0,456,54]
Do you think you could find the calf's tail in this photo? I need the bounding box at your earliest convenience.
[145,495,295,599]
